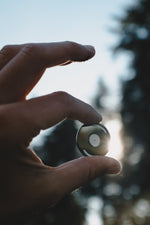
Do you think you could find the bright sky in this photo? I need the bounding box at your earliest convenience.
[1,0,133,106]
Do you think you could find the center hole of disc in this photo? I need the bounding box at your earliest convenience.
[89,134,100,147]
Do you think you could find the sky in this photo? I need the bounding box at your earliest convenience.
[0,0,134,107]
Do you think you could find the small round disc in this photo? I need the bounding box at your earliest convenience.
[76,124,110,156]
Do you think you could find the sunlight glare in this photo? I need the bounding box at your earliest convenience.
[105,119,123,160]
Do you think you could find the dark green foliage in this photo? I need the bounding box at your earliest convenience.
[93,78,108,109]
[117,0,150,191]
[99,0,150,224]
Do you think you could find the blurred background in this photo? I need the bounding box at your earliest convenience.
[1,0,150,224]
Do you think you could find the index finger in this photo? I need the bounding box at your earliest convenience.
[0,41,95,104]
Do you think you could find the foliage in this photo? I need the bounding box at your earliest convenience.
[99,0,150,224]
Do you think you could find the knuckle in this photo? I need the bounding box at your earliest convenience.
[0,45,13,55]
[22,44,39,58]
[82,157,98,181]
[64,41,83,61]
[0,45,14,65]
[66,41,78,49]
[51,91,73,116]
[0,106,29,147]
[64,41,80,58]
[52,91,71,104]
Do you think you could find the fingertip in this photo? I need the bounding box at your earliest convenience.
[89,109,103,124]
[93,113,102,125]
[104,157,122,175]
[98,113,103,122]
[85,45,96,58]
[75,156,121,178]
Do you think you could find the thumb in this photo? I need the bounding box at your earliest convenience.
[40,156,121,205]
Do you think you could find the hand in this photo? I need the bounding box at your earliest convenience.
[0,41,121,222]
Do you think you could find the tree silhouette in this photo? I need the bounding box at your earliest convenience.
[99,0,150,224]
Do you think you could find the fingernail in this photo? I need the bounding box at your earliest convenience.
[106,162,122,175]
[95,111,102,123]
[98,113,103,122]
[85,45,96,57]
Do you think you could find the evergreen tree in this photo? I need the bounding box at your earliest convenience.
[99,0,150,224]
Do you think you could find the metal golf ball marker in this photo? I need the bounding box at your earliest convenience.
[76,124,110,156]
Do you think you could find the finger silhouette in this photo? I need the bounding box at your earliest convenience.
[0,91,101,148]
[0,42,95,104]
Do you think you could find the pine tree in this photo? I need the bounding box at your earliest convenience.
[100,0,150,224]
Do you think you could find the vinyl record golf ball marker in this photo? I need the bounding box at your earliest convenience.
[76,124,110,156]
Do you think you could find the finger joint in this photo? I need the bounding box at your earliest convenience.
[0,45,15,67]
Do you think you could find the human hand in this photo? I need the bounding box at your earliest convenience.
[0,41,121,222]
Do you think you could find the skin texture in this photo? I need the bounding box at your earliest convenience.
[0,41,121,223]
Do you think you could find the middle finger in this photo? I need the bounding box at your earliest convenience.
[0,41,95,104]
